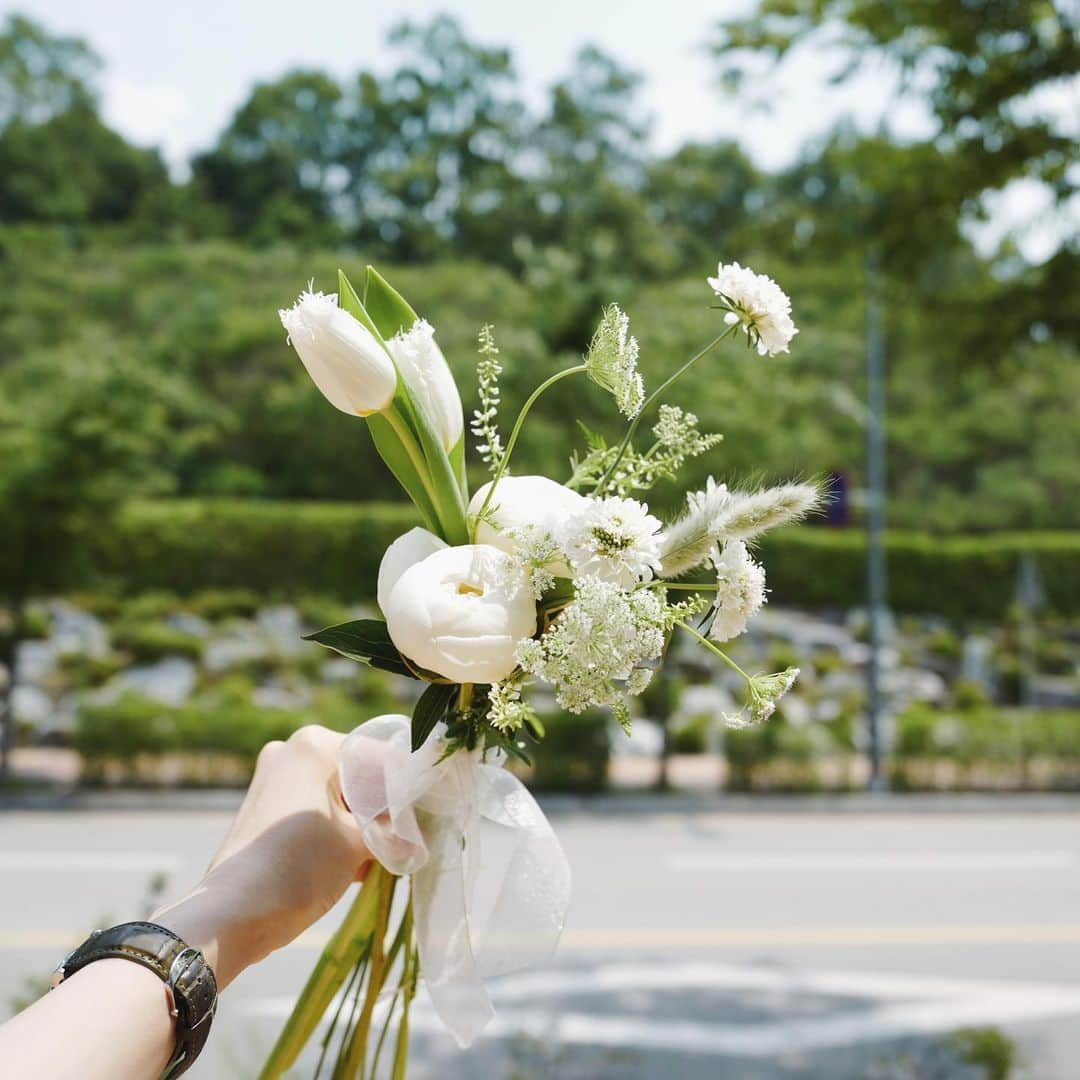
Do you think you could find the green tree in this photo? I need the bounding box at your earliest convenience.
[0,354,196,777]
[0,14,172,227]
[712,0,1078,207]
[191,69,347,244]
[0,13,98,127]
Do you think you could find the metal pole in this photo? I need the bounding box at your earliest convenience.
[865,253,888,791]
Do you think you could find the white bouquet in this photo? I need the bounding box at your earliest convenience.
[263,262,819,1077]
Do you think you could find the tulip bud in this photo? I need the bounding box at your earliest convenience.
[279,289,397,416]
[386,319,464,452]
[383,544,536,684]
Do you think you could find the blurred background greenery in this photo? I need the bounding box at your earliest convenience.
[0,4,1077,793]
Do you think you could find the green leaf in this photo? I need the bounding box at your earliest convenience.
[363,265,419,340]
[337,269,388,346]
[304,619,416,678]
[412,681,458,752]
[367,411,442,535]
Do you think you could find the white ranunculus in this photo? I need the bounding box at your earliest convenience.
[279,289,398,415]
[377,527,448,614]
[468,476,586,552]
[384,544,536,684]
[387,319,464,452]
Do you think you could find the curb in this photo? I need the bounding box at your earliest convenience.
[3,786,1080,815]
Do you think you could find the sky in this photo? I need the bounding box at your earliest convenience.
[8,0,1075,260]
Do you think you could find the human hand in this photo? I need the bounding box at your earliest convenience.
[153,725,371,987]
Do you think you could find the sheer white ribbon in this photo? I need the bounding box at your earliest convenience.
[338,713,572,1047]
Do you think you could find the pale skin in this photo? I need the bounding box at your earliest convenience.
[0,725,372,1079]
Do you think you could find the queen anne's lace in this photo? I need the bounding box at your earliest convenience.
[584,305,644,418]
[516,579,668,714]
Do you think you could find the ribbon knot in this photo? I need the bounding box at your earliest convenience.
[338,714,572,1047]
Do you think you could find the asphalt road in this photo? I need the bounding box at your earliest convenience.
[2,807,1079,1079]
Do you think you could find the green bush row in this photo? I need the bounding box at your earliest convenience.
[72,686,611,792]
[12,497,1079,619]
[892,704,1080,764]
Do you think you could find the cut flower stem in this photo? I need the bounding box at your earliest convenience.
[473,364,587,531]
[598,325,737,493]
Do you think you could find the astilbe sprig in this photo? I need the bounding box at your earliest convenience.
[471,324,505,473]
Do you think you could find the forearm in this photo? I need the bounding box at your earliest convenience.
[0,890,235,1080]
[0,959,176,1080]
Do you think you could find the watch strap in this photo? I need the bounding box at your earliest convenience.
[52,921,218,1078]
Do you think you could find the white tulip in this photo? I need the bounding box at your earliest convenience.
[279,289,397,416]
[468,475,586,553]
[387,319,464,452]
[384,544,536,684]
[377,527,447,614]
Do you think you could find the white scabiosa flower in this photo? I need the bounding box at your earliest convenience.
[279,288,397,415]
[560,496,663,587]
[383,544,536,684]
[386,318,464,452]
[708,540,766,642]
[584,304,644,418]
[707,262,798,356]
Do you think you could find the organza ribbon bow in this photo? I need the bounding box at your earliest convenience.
[338,714,572,1047]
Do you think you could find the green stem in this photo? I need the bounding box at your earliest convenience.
[383,406,456,538]
[258,867,389,1079]
[679,621,754,684]
[654,582,719,591]
[597,326,738,494]
[391,944,418,1080]
[333,869,397,1080]
[473,364,588,533]
[369,897,413,1080]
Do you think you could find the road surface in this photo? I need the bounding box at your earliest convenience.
[1,806,1078,1078]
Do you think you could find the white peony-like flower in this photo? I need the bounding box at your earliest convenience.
[707,262,798,356]
[279,289,397,415]
[387,318,464,452]
[708,540,766,643]
[560,496,662,587]
[377,527,448,614]
[469,475,585,575]
[382,543,536,684]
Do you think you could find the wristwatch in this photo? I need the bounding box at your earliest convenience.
[50,921,218,1078]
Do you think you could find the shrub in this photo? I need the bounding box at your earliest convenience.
[110,620,204,662]
[528,711,610,793]
[189,589,261,620]
[759,527,1080,620]
[13,498,1074,618]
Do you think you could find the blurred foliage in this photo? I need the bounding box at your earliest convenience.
[4,499,1078,619]
[0,11,1075,545]
[891,703,1080,789]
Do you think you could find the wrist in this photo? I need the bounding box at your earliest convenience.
[152,876,254,989]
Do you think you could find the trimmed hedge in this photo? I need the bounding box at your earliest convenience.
[19,497,1079,618]
[760,527,1080,619]
[90,499,420,600]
